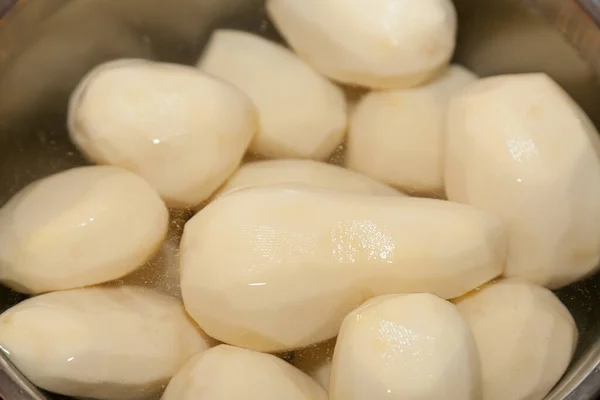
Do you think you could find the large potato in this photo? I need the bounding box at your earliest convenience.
[454,279,577,400]
[266,0,457,89]
[0,286,212,400]
[181,185,506,352]
[199,30,347,160]
[214,159,402,198]
[330,294,481,400]
[162,345,327,400]
[445,73,600,288]
[292,339,336,391]
[0,166,168,294]
[347,65,477,196]
[68,59,257,208]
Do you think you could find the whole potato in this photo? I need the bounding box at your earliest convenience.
[0,166,168,294]
[267,0,457,89]
[68,59,257,208]
[181,185,506,352]
[445,73,600,288]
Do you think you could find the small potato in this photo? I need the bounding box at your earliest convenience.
[0,286,211,400]
[181,185,506,352]
[347,65,478,196]
[266,0,457,89]
[162,345,327,400]
[292,339,336,391]
[454,279,577,400]
[199,30,347,160]
[445,73,600,288]
[330,294,481,400]
[68,59,257,208]
[214,159,403,198]
[117,209,191,299]
[0,166,168,294]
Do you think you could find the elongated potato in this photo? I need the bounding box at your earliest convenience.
[199,30,346,160]
[330,294,481,400]
[347,65,478,196]
[181,185,506,352]
[292,339,336,391]
[215,159,402,198]
[0,166,168,294]
[162,345,327,400]
[0,286,211,400]
[68,59,257,208]
[445,73,600,288]
[454,279,577,400]
[117,209,190,299]
[267,0,457,89]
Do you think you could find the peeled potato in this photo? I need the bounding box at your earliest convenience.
[454,279,577,400]
[0,166,168,294]
[266,0,457,89]
[445,73,600,288]
[181,185,506,352]
[347,65,478,196]
[0,286,211,400]
[199,30,347,160]
[117,209,190,299]
[214,159,403,198]
[330,294,481,400]
[292,339,336,391]
[68,59,257,208]
[162,345,327,400]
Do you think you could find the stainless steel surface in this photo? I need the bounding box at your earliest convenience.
[0,0,599,399]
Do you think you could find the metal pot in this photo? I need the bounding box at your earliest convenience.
[0,0,599,399]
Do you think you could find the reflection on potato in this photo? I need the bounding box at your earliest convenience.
[455,279,577,400]
[347,65,477,196]
[445,73,600,288]
[199,30,347,160]
[162,345,327,400]
[330,294,481,400]
[292,338,336,391]
[267,0,457,89]
[215,159,402,198]
[68,59,257,208]
[0,166,168,294]
[0,286,211,400]
[181,185,506,352]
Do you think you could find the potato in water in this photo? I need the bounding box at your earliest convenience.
[330,294,481,400]
[199,30,347,160]
[162,345,327,400]
[0,166,168,294]
[446,73,600,288]
[0,286,211,400]
[181,185,506,352]
[267,0,457,89]
[68,59,257,208]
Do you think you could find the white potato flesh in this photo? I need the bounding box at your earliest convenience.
[445,73,600,288]
[68,59,257,208]
[117,209,190,299]
[198,30,347,160]
[180,185,506,352]
[266,0,457,89]
[347,65,478,196]
[0,286,211,400]
[0,166,168,294]
[330,294,481,400]
[292,339,336,391]
[162,345,327,400]
[214,159,403,198]
[454,279,577,400]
